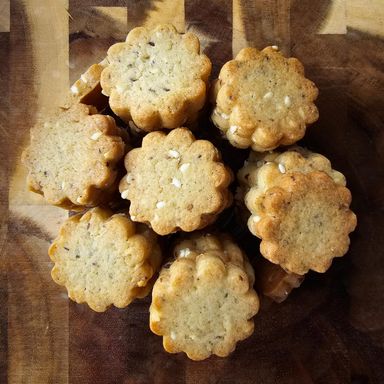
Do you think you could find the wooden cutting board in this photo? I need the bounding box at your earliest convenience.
[2,0,384,383]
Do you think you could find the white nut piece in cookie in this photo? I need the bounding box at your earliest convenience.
[211,47,319,151]
[150,234,259,360]
[21,103,126,209]
[101,24,212,131]
[49,208,162,312]
[172,233,255,283]
[119,128,233,235]
[237,148,356,275]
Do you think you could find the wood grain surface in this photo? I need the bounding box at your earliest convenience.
[2,0,384,383]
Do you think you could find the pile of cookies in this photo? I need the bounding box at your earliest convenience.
[22,24,357,360]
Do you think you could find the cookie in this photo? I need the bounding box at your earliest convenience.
[100,24,212,131]
[238,148,357,274]
[211,47,319,151]
[255,258,304,303]
[173,232,255,283]
[119,128,232,235]
[49,207,162,312]
[22,103,126,209]
[69,59,109,111]
[150,233,259,360]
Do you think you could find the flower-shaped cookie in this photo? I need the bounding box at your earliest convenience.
[119,128,232,235]
[150,233,259,360]
[238,148,357,274]
[22,103,126,209]
[211,47,319,151]
[49,208,162,312]
[101,24,212,131]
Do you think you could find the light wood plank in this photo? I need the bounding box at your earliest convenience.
[318,0,346,34]
[347,0,384,37]
[128,0,184,32]
[0,0,10,32]
[232,0,290,56]
[8,1,70,383]
[69,6,128,83]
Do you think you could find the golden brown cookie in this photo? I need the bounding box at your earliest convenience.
[69,59,109,111]
[49,207,162,312]
[101,24,211,131]
[173,232,255,283]
[22,103,126,209]
[150,233,259,360]
[237,148,357,274]
[119,128,232,235]
[211,47,319,151]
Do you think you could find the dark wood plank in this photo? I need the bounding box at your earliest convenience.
[0,28,10,384]
[0,0,10,32]
[235,0,290,54]
[68,5,128,84]
[69,0,126,7]
[185,0,232,77]
[7,1,70,383]
[127,0,184,33]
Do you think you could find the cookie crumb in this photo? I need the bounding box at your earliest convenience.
[156,201,166,209]
[263,91,273,100]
